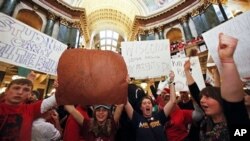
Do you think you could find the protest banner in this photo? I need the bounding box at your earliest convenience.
[121,40,171,79]
[0,13,67,75]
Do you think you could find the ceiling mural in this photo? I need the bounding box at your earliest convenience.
[142,0,184,13]
[61,0,186,16]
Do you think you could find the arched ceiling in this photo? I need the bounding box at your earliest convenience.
[87,9,133,39]
[60,0,145,40]
[59,0,188,39]
[37,0,202,46]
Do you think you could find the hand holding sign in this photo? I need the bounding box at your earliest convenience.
[26,71,36,82]
[184,59,191,72]
[202,11,250,78]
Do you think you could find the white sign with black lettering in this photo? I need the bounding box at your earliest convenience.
[0,13,67,75]
[171,57,205,91]
[202,11,250,79]
[121,40,171,79]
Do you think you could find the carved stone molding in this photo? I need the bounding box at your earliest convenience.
[148,28,154,34]
[59,18,69,26]
[157,26,163,32]
[88,9,133,34]
[71,21,80,28]
[179,14,190,24]
[47,12,57,21]
[138,28,145,35]
[206,0,228,5]
[191,8,200,17]
[128,19,140,41]
[80,13,90,43]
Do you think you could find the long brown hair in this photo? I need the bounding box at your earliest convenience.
[89,108,113,137]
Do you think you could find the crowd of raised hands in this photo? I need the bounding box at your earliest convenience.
[0,33,249,141]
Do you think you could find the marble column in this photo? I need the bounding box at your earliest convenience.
[157,26,164,39]
[78,29,84,48]
[69,22,80,48]
[0,0,20,16]
[208,0,228,21]
[57,18,70,44]
[180,15,193,41]
[137,28,146,41]
[44,12,57,36]
[147,28,155,40]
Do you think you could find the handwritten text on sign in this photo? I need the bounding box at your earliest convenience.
[121,40,171,79]
[172,57,205,91]
[202,11,250,78]
[0,13,67,75]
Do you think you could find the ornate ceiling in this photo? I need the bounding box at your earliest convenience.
[58,0,194,39]
[60,0,145,40]
[36,0,202,44]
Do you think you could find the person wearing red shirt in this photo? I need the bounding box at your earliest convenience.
[0,78,57,141]
[63,105,91,141]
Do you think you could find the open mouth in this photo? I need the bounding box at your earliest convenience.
[14,96,22,100]
[201,105,208,110]
[146,108,150,112]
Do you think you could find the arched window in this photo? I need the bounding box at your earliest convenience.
[96,30,121,53]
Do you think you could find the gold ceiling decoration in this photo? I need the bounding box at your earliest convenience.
[207,0,228,4]
[47,12,56,21]
[71,21,80,28]
[80,13,90,43]
[58,0,201,43]
[63,0,143,40]
[87,9,133,37]
[128,19,140,41]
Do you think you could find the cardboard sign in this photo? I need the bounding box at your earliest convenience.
[0,13,67,75]
[202,11,250,78]
[171,57,205,91]
[56,49,128,105]
[121,40,171,79]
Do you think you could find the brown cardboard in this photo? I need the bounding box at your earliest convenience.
[55,49,128,105]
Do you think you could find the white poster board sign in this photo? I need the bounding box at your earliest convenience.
[202,11,250,79]
[171,57,206,91]
[0,13,67,75]
[121,40,171,79]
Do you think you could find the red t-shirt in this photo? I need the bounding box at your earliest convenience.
[63,106,90,141]
[165,108,192,141]
[0,101,42,141]
[156,96,165,110]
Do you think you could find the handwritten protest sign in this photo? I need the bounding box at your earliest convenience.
[202,11,250,79]
[0,13,67,75]
[171,57,205,91]
[121,40,171,79]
